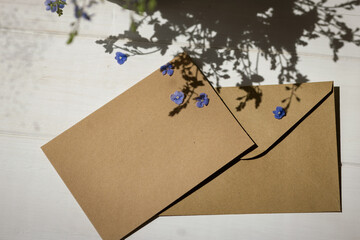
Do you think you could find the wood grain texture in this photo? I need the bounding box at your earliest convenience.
[1,0,360,239]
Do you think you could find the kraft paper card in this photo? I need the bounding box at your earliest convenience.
[41,53,255,240]
[162,81,341,216]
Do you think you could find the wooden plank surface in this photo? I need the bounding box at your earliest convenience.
[1,0,360,239]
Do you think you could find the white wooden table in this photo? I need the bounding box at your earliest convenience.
[1,0,359,239]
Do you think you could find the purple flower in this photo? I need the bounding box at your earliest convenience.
[44,0,56,12]
[195,93,209,108]
[59,0,66,9]
[273,106,286,119]
[115,52,127,65]
[74,5,91,20]
[82,12,91,20]
[44,0,66,12]
[160,63,174,76]
[170,91,184,105]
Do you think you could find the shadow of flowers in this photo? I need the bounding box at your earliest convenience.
[97,0,359,114]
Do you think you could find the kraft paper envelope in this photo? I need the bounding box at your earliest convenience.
[162,81,341,216]
[41,53,255,240]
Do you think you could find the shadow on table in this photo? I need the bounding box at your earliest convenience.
[98,0,358,115]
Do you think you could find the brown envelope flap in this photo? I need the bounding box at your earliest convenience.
[218,81,333,158]
[41,53,255,240]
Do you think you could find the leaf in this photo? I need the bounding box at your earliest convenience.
[130,20,138,32]
[147,0,157,12]
[136,1,146,14]
[67,31,78,44]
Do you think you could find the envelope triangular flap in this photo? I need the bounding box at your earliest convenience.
[217,81,333,158]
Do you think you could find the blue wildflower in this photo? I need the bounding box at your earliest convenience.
[273,106,286,119]
[195,93,209,108]
[74,5,91,20]
[44,0,56,12]
[82,12,91,20]
[160,63,174,76]
[59,0,66,9]
[170,91,184,105]
[115,52,127,65]
[44,0,66,13]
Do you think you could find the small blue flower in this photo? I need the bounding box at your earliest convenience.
[273,106,286,119]
[82,12,91,20]
[195,93,209,108]
[170,91,184,105]
[59,0,66,9]
[115,52,127,65]
[74,5,91,20]
[160,63,174,76]
[44,0,56,12]
[44,0,66,12]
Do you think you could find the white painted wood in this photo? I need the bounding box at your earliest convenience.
[0,135,100,240]
[1,0,360,239]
